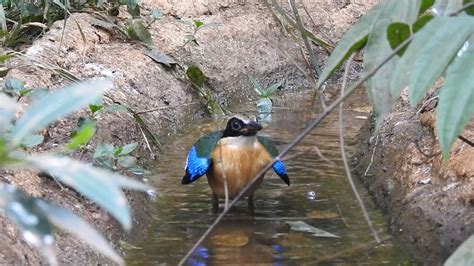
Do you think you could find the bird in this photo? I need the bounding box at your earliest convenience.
[181,116,289,212]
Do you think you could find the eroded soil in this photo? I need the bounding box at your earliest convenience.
[354,97,474,264]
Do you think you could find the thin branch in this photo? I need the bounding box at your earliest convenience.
[300,0,335,47]
[458,135,474,147]
[289,0,321,76]
[178,34,413,266]
[266,0,334,51]
[338,53,380,243]
[363,134,379,176]
[134,102,201,115]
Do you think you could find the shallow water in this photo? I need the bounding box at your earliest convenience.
[126,93,417,265]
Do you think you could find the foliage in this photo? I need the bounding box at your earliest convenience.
[444,234,474,266]
[0,0,142,47]
[250,77,281,98]
[178,19,219,47]
[185,65,226,116]
[0,79,151,265]
[317,0,474,157]
[93,141,148,174]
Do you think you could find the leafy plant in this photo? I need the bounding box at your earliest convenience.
[317,0,474,157]
[0,79,151,265]
[250,77,282,98]
[249,77,281,121]
[0,0,142,47]
[93,141,148,174]
[174,19,219,52]
[185,65,226,116]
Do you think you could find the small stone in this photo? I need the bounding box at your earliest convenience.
[418,178,431,185]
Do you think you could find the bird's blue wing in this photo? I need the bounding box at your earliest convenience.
[182,146,211,184]
[272,160,289,186]
[258,136,290,186]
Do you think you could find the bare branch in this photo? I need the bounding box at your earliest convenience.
[338,53,380,243]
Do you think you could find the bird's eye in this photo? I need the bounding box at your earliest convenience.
[231,121,241,130]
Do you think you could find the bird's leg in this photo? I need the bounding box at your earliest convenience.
[248,193,255,214]
[211,193,219,213]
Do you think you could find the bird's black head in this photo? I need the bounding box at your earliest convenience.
[222,117,262,138]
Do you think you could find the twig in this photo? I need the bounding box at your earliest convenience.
[289,0,321,76]
[266,0,334,51]
[416,95,438,115]
[459,135,474,147]
[134,102,201,115]
[300,0,334,47]
[178,33,413,266]
[363,134,379,176]
[335,204,350,228]
[137,122,154,159]
[339,53,380,243]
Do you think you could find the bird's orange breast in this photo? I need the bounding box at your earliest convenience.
[207,139,272,199]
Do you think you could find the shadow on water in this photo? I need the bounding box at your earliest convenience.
[126,91,417,265]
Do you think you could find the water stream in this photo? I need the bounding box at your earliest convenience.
[126,91,417,265]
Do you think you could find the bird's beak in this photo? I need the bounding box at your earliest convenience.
[241,121,262,136]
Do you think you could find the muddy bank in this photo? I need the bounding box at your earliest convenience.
[354,97,474,264]
[1,1,373,264]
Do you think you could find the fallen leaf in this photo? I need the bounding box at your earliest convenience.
[286,221,340,238]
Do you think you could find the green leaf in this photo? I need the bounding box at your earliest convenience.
[436,42,474,158]
[117,156,137,168]
[11,79,112,147]
[464,0,474,16]
[412,15,434,33]
[20,134,44,148]
[265,82,282,97]
[27,155,151,230]
[4,78,25,96]
[0,184,56,265]
[419,0,435,15]
[316,4,381,88]
[387,22,411,56]
[249,77,264,96]
[126,19,151,44]
[445,234,474,266]
[19,89,33,96]
[186,65,207,88]
[118,142,138,155]
[89,104,103,114]
[126,0,140,17]
[94,142,115,158]
[34,200,124,265]
[66,120,96,151]
[364,0,421,127]
[193,19,204,28]
[408,16,474,105]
